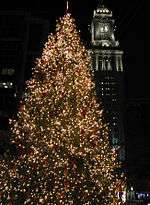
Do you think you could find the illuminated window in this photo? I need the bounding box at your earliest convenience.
[0,82,13,89]
[113,116,117,120]
[112,137,119,145]
[116,56,123,71]
[104,25,108,32]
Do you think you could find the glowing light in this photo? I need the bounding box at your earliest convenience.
[0,13,125,205]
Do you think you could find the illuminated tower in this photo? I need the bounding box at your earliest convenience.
[90,2,125,161]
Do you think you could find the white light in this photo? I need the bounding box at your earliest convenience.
[131,186,134,191]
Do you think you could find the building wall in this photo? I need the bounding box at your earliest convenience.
[0,11,49,133]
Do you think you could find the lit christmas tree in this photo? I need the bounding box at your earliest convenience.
[0,13,125,204]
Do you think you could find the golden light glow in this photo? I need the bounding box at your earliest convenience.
[0,13,125,204]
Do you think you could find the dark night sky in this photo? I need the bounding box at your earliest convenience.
[1,0,149,98]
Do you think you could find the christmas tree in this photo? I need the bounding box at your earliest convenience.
[0,13,125,205]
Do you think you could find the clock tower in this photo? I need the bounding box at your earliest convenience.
[90,2,125,161]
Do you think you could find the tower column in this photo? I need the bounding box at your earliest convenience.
[96,53,99,71]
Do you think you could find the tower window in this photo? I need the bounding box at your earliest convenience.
[98,58,106,71]
[106,59,112,70]
[116,56,123,71]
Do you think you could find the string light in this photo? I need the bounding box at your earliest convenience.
[0,13,125,204]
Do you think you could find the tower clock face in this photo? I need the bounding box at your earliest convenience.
[94,22,109,40]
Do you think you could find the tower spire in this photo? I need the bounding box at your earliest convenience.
[66,1,69,12]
